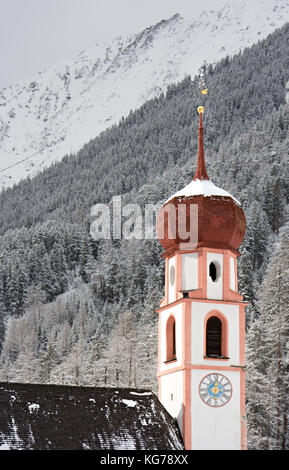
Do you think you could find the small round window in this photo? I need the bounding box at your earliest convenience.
[170,265,175,286]
[209,261,221,282]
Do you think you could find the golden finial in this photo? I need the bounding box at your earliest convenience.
[197,106,204,114]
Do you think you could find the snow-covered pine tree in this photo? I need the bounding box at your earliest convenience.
[247,230,289,449]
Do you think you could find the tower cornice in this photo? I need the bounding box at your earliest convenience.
[156,297,249,314]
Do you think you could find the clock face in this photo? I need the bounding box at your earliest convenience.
[199,373,232,407]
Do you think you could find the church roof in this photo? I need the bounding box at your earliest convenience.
[157,107,246,254]
[0,382,184,450]
[165,110,239,205]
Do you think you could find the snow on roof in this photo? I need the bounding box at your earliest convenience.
[0,383,184,450]
[166,179,240,205]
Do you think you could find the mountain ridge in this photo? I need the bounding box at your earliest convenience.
[0,0,289,189]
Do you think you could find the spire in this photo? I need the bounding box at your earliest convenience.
[193,107,209,181]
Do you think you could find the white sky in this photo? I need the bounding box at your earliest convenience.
[0,0,230,88]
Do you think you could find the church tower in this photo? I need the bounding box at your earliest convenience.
[156,106,247,450]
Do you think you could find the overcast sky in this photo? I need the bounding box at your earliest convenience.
[0,0,230,88]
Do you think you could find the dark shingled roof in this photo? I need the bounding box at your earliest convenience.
[0,382,184,450]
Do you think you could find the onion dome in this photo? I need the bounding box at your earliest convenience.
[157,108,246,255]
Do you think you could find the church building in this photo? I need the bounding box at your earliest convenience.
[0,106,247,451]
[156,106,247,450]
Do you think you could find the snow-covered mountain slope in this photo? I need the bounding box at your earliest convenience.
[0,0,288,189]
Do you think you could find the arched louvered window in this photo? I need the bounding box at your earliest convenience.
[166,316,176,362]
[206,316,222,357]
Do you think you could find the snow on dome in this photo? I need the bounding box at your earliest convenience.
[165,179,240,206]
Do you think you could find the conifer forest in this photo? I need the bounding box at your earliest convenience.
[0,23,288,449]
